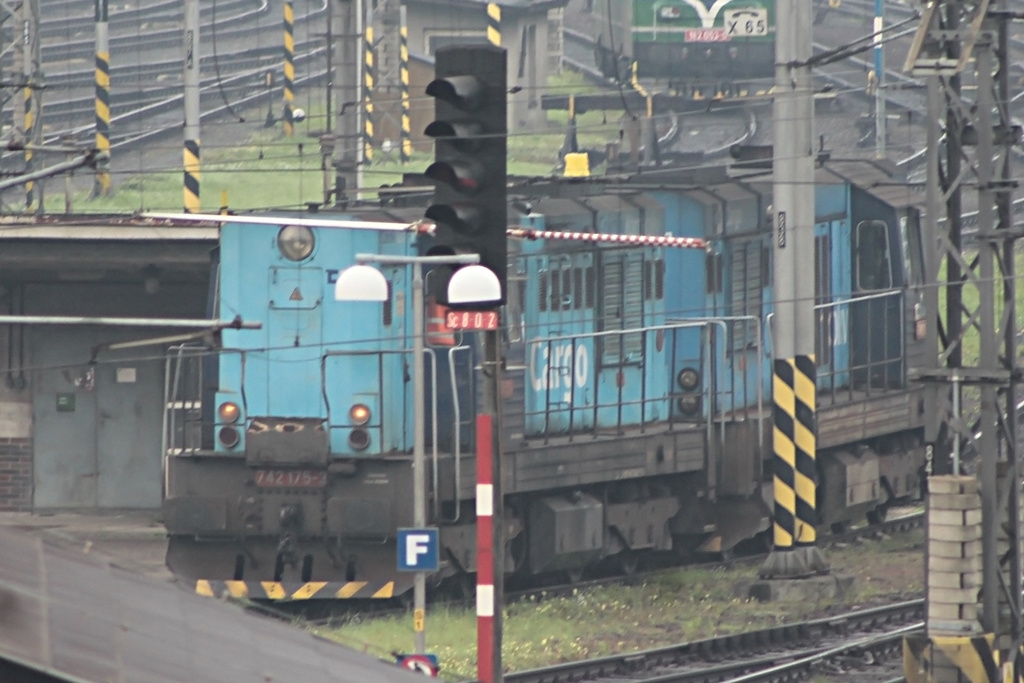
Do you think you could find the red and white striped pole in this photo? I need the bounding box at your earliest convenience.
[476,413,496,682]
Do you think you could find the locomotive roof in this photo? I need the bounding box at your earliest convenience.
[0,526,423,682]
[815,159,925,212]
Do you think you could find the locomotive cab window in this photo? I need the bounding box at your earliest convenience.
[855,220,892,290]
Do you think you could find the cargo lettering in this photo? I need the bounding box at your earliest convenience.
[530,342,589,402]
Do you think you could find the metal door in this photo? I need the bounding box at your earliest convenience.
[33,329,163,509]
[265,266,324,418]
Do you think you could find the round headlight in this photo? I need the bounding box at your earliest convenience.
[218,426,241,448]
[349,404,371,426]
[349,428,370,451]
[677,395,701,415]
[677,367,700,391]
[218,402,241,423]
[277,225,315,261]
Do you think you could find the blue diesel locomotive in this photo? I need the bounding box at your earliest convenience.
[163,159,927,598]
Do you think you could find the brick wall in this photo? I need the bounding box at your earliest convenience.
[0,438,32,511]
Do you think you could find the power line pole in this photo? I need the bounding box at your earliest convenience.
[759,0,829,581]
[92,0,112,197]
[182,0,200,213]
[905,1,1021,678]
[332,0,359,205]
[20,0,40,213]
[873,0,886,158]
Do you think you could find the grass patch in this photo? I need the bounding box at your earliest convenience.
[68,70,629,214]
[318,531,924,681]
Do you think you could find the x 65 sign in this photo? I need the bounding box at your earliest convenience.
[445,309,498,331]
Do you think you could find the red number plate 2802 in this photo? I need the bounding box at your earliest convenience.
[253,469,327,488]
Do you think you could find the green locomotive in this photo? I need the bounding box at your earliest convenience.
[594,0,776,96]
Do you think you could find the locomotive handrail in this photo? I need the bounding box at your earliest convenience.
[669,315,765,466]
[320,344,473,522]
[526,321,727,468]
[321,348,401,447]
[765,288,905,400]
[445,345,473,524]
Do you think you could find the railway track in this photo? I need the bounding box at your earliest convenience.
[561,29,758,163]
[0,0,332,190]
[247,510,924,635]
[505,600,919,683]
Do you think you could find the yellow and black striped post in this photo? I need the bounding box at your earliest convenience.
[92,0,111,197]
[399,6,411,164]
[487,3,501,46]
[282,0,295,136]
[758,0,826,582]
[759,355,828,577]
[23,82,35,212]
[363,25,375,164]
[903,633,1001,683]
[183,0,200,213]
[772,356,818,548]
[183,139,200,213]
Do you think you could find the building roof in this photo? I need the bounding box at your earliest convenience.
[0,526,424,683]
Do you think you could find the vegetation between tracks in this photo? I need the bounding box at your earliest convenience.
[318,529,923,682]
[70,72,620,214]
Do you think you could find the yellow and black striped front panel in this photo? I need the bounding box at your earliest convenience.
[903,633,1000,683]
[196,580,398,600]
[772,355,817,547]
[487,3,500,46]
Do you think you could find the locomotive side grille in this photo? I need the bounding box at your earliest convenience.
[729,240,763,351]
[599,254,644,364]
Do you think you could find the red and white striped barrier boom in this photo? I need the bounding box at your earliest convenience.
[143,213,709,250]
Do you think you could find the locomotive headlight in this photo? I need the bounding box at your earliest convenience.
[349,429,370,451]
[218,426,241,448]
[277,225,315,261]
[218,401,241,423]
[677,367,700,391]
[677,395,701,415]
[349,403,371,426]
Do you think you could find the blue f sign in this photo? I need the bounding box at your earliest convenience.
[397,528,440,571]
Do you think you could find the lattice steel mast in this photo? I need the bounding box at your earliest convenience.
[905,0,1022,674]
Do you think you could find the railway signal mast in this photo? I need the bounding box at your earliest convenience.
[423,43,507,683]
[904,1,1022,679]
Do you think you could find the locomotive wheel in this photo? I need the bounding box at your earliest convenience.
[616,551,640,576]
[867,504,889,525]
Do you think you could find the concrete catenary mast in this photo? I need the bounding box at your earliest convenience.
[331,0,361,205]
[92,0,111,197]
[903,0,1022,679]
[182,0,201,213]
[19,0,41,213]
[758,0,829,580]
